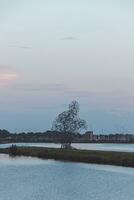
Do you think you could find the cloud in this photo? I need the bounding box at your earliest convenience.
[62,36,78,41]
[8,45,32,49]
[0,73,17,81]
[7,82,101,97]
[9,83,69,92]
[0,65,17,85]
[0,65,13,71]
[110,109,134,117]
[0,65,18,74]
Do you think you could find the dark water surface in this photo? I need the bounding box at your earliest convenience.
[0,154,134,200]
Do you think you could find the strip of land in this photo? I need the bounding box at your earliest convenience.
[0,146,134,167]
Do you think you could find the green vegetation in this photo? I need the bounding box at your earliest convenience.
[0,145,134,167]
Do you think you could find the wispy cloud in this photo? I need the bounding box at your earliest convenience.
[0,65,18,73]
[61,36,78,41]
[0,73,17,80]
[9,83,70,92]
[0,65,17,85]
[8,82,98,99]
[110,109,134,117]
[8,45,32,49]
[0,65,13,71]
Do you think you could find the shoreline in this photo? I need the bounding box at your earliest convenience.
[1,141,134,144]
[0,146,134,167]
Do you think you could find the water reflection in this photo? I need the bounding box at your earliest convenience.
[0,154,47,165]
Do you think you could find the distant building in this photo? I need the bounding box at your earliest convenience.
[82,132,134,143]
[84,131,94,141]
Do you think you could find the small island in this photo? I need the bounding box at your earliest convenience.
[0,145,134,167]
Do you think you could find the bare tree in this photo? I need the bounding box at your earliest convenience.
[52,101,87,148]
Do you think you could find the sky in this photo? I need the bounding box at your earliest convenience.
[0,0,134,133]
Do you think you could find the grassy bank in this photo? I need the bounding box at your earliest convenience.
[0,146,134,167]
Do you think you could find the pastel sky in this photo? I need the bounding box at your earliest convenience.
[0,0,134,133]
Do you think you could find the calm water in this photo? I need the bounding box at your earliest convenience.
[1,143,134,152]
[0,154,134,200]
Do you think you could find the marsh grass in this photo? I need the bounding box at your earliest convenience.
[0,146,134,167]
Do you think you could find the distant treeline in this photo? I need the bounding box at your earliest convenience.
[0,129,87,144]
[0,129,134,144]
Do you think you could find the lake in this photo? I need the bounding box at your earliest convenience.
[1,142,134,152]
[0,154,134,200]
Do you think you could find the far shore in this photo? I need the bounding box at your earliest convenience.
[0,146,134,167]
[1,141,134,144]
